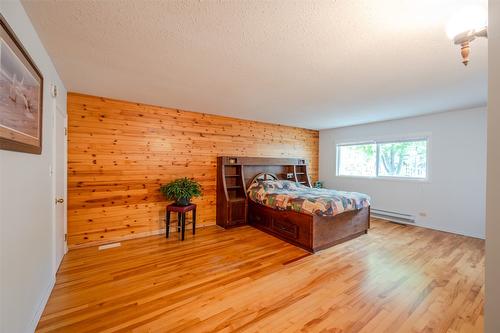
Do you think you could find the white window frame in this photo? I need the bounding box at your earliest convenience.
[335,137,430,182]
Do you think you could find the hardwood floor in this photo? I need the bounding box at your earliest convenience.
[36,219,484,332]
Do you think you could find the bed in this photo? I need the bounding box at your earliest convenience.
[246,173,371,252]
[216,156,371,253]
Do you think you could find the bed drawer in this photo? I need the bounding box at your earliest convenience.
[248,200,313,251]
[271,217,299,240]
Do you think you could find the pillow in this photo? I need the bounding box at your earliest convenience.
[279,180,301,190]
[256,179,300,191]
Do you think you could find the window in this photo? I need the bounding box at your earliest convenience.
[336,138,428,179]
[337,143,377,177]
[377,140,427,178]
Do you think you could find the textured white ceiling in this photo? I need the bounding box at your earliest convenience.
[21,0,487,130]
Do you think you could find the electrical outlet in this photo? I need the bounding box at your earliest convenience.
[286,173,294,179]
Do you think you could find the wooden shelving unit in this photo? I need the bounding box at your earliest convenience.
[294,164,311,187]
[217,159,247,228]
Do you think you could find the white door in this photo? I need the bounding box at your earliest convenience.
[54,104,67,272]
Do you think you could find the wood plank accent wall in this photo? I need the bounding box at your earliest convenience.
[68,93,319,248]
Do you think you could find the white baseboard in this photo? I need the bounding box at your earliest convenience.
[26,275,55,333]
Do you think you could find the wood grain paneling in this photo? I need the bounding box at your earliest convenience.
[67,93,319,248]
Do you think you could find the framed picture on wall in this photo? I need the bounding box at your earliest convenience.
[0,14,43,154]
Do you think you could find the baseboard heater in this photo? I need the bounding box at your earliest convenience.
[371,208,416,224]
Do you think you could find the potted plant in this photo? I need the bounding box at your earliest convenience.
[160,177,202,206]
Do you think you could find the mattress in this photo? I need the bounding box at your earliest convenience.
[247,180,370,217]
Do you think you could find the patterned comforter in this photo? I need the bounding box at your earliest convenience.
[247,180,370,217]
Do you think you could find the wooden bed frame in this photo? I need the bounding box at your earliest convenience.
[216,156,370,253]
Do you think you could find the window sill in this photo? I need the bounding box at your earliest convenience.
[335,175,430,183]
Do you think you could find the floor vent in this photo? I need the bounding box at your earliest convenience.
[98,242,121,250]
[371,208,416,224]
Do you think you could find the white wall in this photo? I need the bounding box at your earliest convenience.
[486,0,500,331]
[0,1,67,332]
[320,108,486,238]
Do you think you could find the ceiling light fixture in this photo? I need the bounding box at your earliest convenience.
[446,6,488,66]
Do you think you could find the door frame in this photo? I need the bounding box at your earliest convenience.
[52,97,68,275]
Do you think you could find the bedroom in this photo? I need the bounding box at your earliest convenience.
[0,0,499,332]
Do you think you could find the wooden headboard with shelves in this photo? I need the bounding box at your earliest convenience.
[216,156,312,228]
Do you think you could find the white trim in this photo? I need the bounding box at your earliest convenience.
[26,276,55,333]
[335,175,430,183]
[51,97,68,276]
[63,111,68,255]
[51,97,56,276]
[331,131,432,144]
[336,140,376,147]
